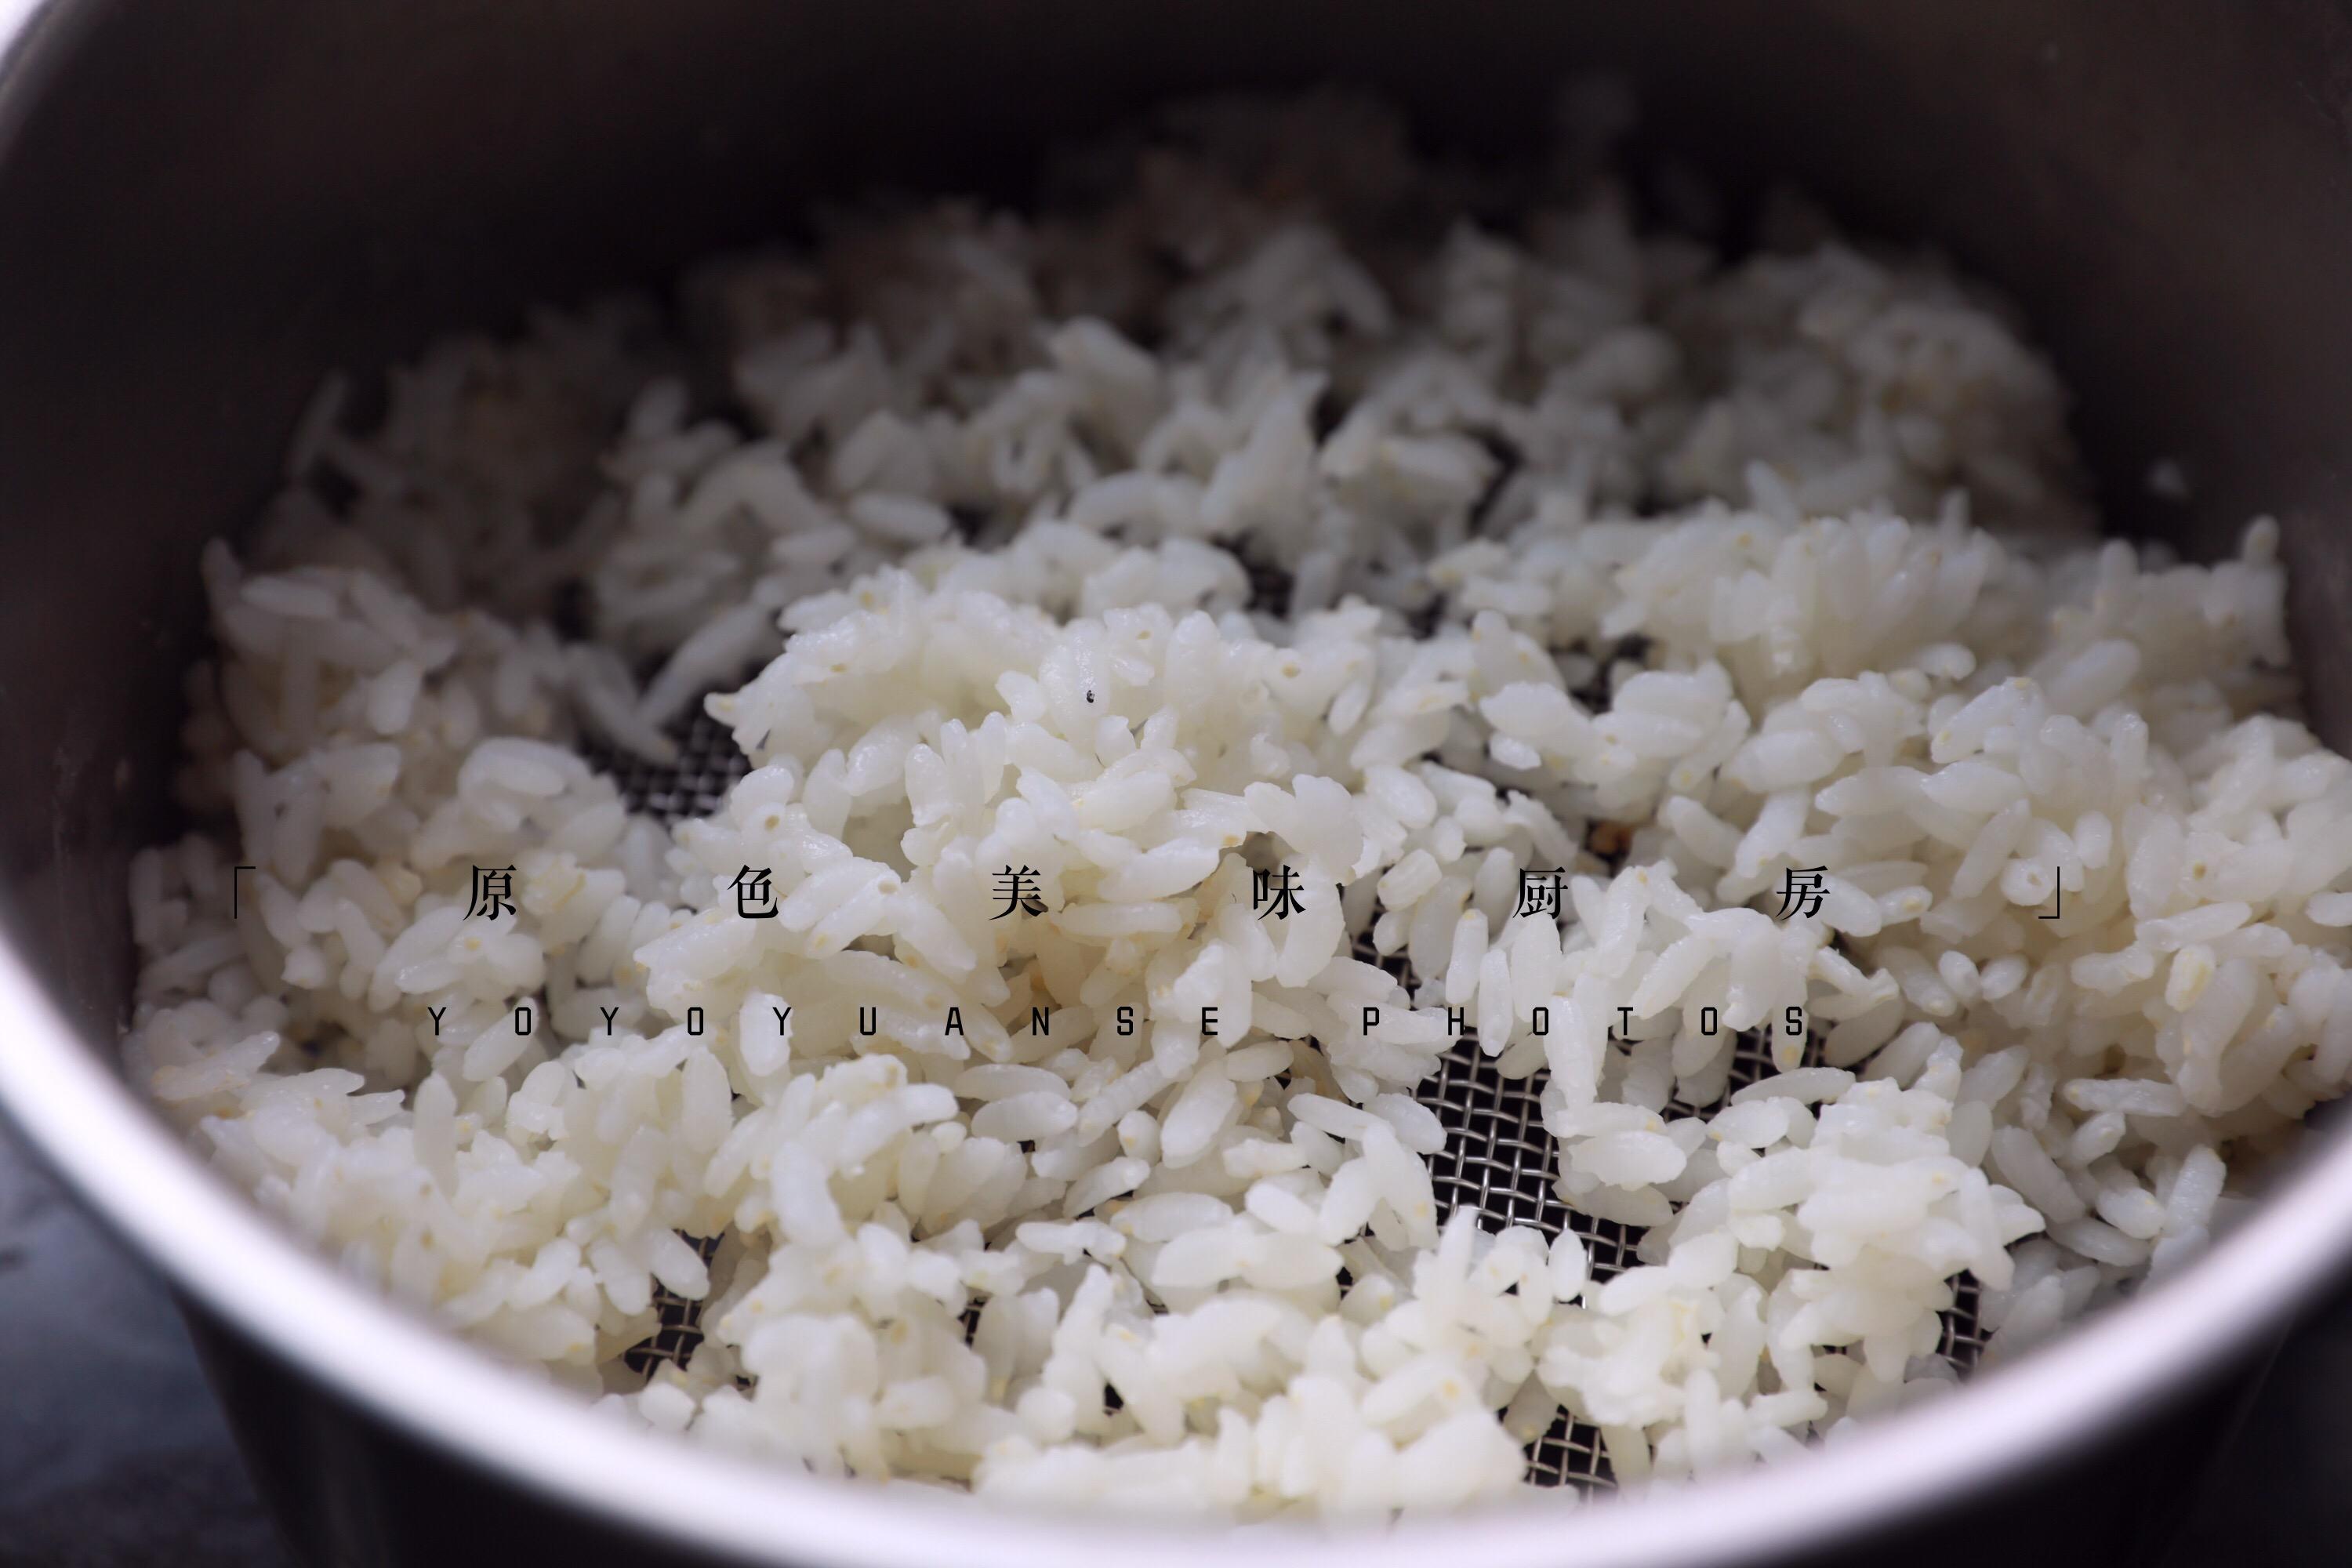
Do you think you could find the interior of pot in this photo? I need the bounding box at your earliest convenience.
[8,0,2352,1049]
[4,0,2352,1558]
[8,0,2352,1086]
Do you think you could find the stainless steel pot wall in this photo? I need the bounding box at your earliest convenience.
[2,3,2351,1566]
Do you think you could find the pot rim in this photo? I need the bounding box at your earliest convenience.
[2,1,2347,1561]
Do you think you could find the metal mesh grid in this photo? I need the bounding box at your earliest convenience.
[1410,1034,1622,1486]
[590,705,749,1385]
[590,697,1985,1486]
[620,1234,724,1380]
[585,705,753,824]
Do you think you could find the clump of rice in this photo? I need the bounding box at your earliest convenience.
[125,91,2326,1514]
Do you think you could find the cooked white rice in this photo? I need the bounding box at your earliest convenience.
[125,93,2332,1515]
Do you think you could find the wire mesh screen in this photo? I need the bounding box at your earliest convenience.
[588,706,750,825]
[589,700,1985,1489]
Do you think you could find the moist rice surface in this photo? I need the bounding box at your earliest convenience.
[123,93,2336,1512]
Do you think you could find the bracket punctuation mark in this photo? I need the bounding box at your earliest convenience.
[231,864,256,919]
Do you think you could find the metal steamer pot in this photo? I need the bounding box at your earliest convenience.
[3,2,2352,1564]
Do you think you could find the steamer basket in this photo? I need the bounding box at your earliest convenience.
[2,3,2350,1564]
